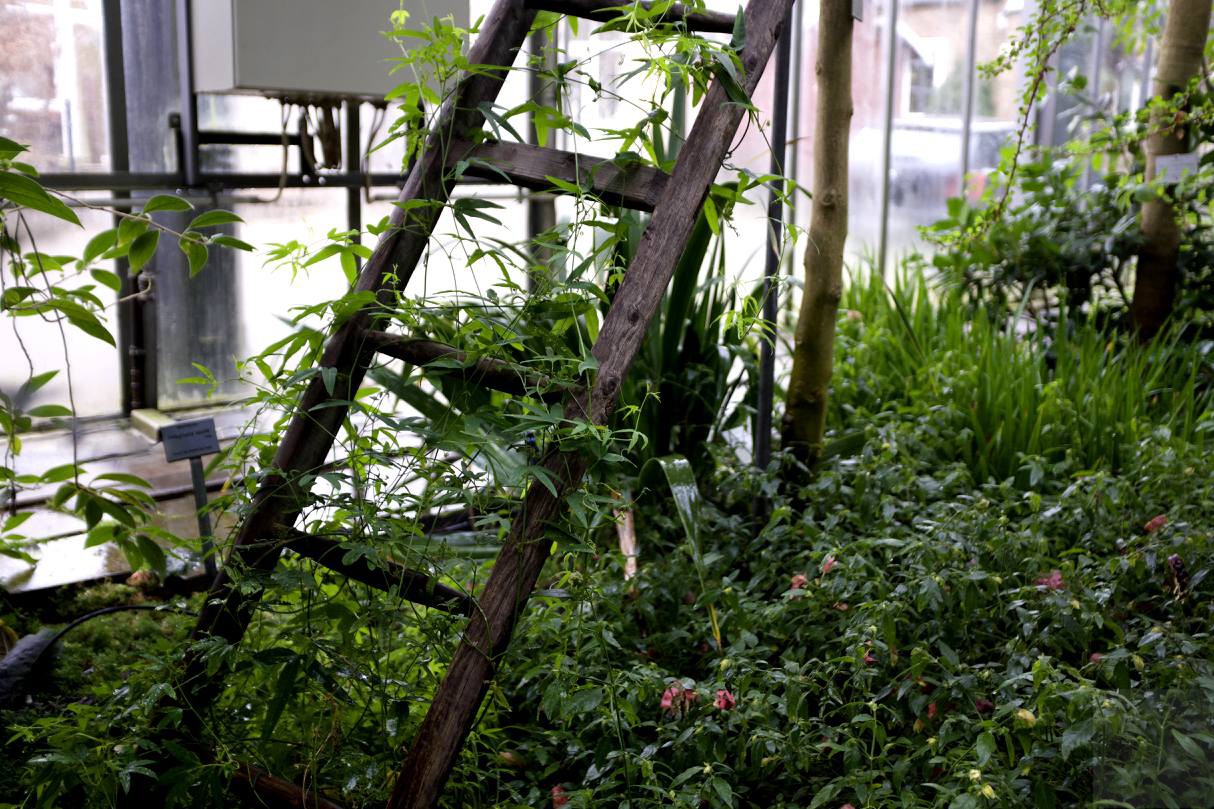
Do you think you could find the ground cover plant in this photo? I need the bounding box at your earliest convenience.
[3,271,1211,808]
[3,0,1214,806]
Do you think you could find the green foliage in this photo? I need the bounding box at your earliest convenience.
[831,270,1211,483]
[0,137,248,569]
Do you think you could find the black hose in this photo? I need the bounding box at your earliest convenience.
[30,603,197,670]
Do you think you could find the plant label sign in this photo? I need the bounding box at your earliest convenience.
[1155,152,1200,185]
[161,418,220,462]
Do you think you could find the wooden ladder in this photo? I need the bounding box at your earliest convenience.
[175,0,794,805]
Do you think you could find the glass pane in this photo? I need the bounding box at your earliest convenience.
[0,0,111,172]
[0,202,123,418]
[846,0,894,260]
[884,0,970,259]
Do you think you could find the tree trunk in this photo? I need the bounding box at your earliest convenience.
[1132,0,1212,338]
[782,0,853,463]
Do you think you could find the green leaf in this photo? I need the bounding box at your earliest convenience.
[142,194,193,214]
[91,268,122,292]
[82,229,118,266]
[52,299,114,345]
[210,235,255,251]
[0,136,27,159]
[320,366,338,395]
[729,7,746,50]
[187,210,243,230]
[0,171,81,226]
[1060,718,1094,759]
[976,731,996,765]
[2,512,33,533]
[261,658,302,740]
[128,230,160,273]
[94,472,152,488]
[117,215,147,246]
[18,370,57,397]
[180,239,209,277]
[28,404,73,418]
[545,175,584,195]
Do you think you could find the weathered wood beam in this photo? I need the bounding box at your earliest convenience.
[451,140,669,212]
[175,0,536,734]
[385,0,794,804]
[231,762,345,809]
[365,331,568,400]
[283,529,473,616]
[525,0,738,32]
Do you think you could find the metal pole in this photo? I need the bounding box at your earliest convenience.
[786,0,805,240]
[174,0,200,187]
[527,27,558,289]
[877,0,900,274]
[1081,19,1106,189]
[346,101,362,247]
[188,456,217,579]
[754,5,793,469]
[960,0,980,187]
[102,0,145,414]
[1139,36,1154,111]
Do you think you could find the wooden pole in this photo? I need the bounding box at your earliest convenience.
[782,0,854,463]
[385,0,795,803]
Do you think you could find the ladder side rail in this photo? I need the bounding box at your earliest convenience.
[175,0,538,730]
[386,0,794,804]
[526,0,738,32]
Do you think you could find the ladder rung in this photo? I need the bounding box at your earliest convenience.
[452,140,668,212]
[525,0,737,33]
[365,332,569,400]
[284,529,473,615]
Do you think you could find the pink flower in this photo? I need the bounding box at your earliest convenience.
[822,555,838,574]
[551,785,569,808]
[1089,652,1103,665]
[863,649,877,665]
[790,573,810,590]
[975,698,995,715]
[1035,570,1065,590]
[1144,514,1168,534]
[660,684,697,714]
[841,804,857,809]
[714,689,736,710]
[926,702,938,720]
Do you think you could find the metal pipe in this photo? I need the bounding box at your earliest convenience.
[526,26,558,290]
[102,0,144,414]
[37,171,407,192]
[174,0,200,187]
[1081,19,1106,189]
[1139,36,1154,111]
[960,0,980,186]
[786,0,805,240]
[188,456,217,578]
[345,101,362,244]
[754,5,793,469]
[197,130,304,147]
[877,0,899,273]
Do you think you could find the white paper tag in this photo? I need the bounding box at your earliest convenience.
[1155,152,1200,184]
